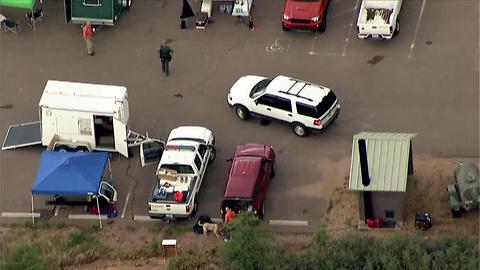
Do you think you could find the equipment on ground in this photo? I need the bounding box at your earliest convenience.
[447,161,479,217]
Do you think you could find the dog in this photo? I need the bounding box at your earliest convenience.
[198,221,220,238]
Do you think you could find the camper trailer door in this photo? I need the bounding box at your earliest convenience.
[113,118,129,157]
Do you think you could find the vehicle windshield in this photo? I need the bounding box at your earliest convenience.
[160,164,195,174]
[316,91,337,116]
[249,79,273,99]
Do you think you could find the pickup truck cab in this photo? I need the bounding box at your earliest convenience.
[221,144,275,219]
[142,126,215,220]
[282,0,329,32]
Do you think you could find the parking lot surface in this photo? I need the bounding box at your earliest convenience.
[0,0,478,232]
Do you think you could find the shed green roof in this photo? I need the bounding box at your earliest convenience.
[348,132,415,192]
[0,0,35,9]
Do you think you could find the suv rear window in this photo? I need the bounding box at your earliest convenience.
[315,91,337,116]
[296,102,318,118]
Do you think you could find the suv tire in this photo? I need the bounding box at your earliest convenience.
[270,162,276,178]
[209,147,216,164]
[292,122,309,137]
[235,105,250,121]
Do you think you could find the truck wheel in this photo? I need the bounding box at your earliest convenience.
[270,162,276,178]
[292,122,309,137]
[452,209,462,218]
[56,145,70,152]
[282,24,289,31]
[209,147,216,164]
[258,203,265,219]
[318,16,327,33]
[394,20,400,35]
[235,105,250,121]
[122,0,132,8]
[191,200,198,217]
[75,146,89,153]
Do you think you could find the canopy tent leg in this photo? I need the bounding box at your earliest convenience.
[97,197,102,229]
[31,195,35,225]
[107,158,112,183]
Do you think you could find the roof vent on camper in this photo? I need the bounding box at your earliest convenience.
[358,139,370,187]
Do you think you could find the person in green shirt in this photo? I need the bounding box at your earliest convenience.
[158,41,173,76]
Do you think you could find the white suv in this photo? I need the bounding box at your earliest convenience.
[227,75,340,137]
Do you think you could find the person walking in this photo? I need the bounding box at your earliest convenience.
[82,22,94,55]
[158,41,173,76]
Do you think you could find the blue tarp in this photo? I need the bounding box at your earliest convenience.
[32,151,108,196]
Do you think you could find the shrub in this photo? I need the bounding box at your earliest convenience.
[167,250,211,270]
[58,228,101,266]
[220,212,289,270]
[2,241,52,270]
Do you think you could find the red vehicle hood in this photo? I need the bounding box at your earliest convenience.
[284,0,322,20]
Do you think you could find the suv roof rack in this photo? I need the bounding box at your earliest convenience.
[278,81,313,102]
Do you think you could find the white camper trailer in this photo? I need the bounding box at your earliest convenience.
[2,80,160,157]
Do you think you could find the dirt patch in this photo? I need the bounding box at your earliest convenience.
[323,155,480,238]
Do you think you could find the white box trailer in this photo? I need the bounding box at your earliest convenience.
[2,80,156,157]
[357,0,402,40]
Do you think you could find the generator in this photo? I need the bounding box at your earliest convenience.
[415,212,432,231]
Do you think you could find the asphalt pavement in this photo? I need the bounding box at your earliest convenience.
[0,0,478,232]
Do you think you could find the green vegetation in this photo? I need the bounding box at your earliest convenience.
[58,228,102,266]
[2,219,479,270]
[219,212,292,270]
[299,229,479,270]
[215,213,479,270]
[167,250,212,270]
[1,241,53,270]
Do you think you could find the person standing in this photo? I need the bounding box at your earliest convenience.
[82,22,94,55]
[158,41,173,76]
[224,207,237,225]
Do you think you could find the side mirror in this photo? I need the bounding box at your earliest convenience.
[254,99,259,105]
[226,157,233,162]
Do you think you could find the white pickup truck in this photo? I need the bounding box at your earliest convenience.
[357,0,402,39]
[141,126,215,220]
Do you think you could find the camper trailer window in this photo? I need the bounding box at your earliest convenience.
[84,0,101,6]
[78,118,92,135]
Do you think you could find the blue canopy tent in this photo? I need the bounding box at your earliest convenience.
[31,151,110,228]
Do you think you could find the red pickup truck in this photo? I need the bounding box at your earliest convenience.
[221,144,276,219]
[282,0,329,32]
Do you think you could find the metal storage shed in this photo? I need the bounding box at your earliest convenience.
[348,132,415,228]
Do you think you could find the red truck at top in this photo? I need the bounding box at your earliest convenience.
[282,0,329,32]
[221,144,276,219]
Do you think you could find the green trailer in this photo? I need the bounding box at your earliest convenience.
[63,0,132,26]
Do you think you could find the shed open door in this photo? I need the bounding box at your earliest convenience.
[113,118,128,157]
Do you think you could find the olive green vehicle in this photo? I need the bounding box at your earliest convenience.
[447,161,479,218]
